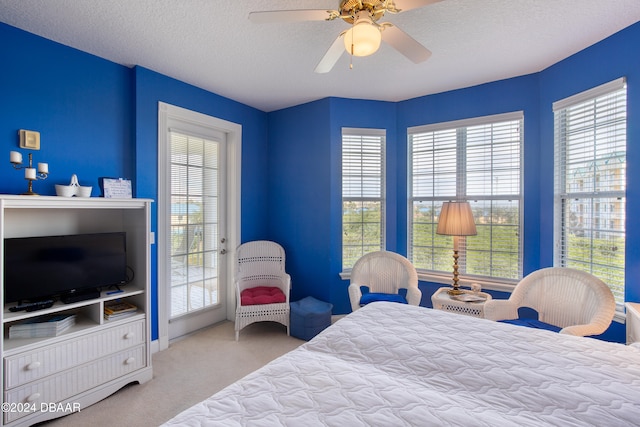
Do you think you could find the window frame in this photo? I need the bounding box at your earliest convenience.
[341,127,386,271]
[408,112,524,289]
[553,77,627,307]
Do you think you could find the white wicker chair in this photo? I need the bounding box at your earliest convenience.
[348,251,421,312]
[234,241,290,341]
[483,267,616,336]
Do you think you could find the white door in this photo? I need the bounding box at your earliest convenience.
[158,105,234,342]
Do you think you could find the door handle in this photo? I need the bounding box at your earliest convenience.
[220,249,227,255]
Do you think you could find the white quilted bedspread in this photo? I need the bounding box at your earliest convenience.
[163,302,640,426]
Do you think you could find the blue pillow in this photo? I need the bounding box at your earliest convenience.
[359,292,408,306]
[499,307,562,332]
[499,318,562,333]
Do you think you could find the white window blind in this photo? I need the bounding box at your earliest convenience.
[409,112,523,281]
[169,131,220,317]
[342,128,385,269]
[554,78,626,304]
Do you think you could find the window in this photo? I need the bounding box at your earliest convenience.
[169,130,222,318]
[408,112,523,282]
[342,128,385,269]
[553,78,626,304]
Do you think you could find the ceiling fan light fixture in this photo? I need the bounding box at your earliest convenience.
[343,12,381,57]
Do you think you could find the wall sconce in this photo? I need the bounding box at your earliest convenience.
[10,151,49,196]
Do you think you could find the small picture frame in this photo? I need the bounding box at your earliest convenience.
[100,177,132,199]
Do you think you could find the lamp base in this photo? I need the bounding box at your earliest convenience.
[447,248,464,295]
[21,190,39,196]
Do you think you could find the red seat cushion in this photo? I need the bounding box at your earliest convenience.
[240,286,286,306]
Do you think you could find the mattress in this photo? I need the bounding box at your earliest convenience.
[162,302,640,426]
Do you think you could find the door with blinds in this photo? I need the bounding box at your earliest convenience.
[165,121,228,340]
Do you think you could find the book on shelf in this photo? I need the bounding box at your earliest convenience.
[104,300,138,320]
[9,313,76,338]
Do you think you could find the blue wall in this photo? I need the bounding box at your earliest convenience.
[268,76,543,315]
[0,24,133,195]
[0,23,269,341]
[534,22,640,342]
[267,99,332,305]
[2,20,639,343]
[132,67,268,339]
[538,22,640,305]
[267,98,396,314]
[266,23,640,343]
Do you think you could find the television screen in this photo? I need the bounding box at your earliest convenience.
[4,232,127,304]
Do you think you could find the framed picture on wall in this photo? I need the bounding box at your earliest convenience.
[100,177,132,198]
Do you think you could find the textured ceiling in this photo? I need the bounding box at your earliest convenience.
[1,0,639,112]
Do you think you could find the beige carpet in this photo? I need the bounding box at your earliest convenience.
[40,321,303,427]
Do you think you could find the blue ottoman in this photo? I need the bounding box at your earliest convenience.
[290,296,333,341]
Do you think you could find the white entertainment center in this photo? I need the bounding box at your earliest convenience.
[0,196,153,426]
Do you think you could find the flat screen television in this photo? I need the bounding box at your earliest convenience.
[3,232,128,304]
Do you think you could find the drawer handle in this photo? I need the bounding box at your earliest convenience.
[26,361,41,371]
[124,357,136,365]
[26,393,41,402]
[124,332,135,339]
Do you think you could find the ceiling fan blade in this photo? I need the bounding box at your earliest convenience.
[381,24,432,63]
[249,9,334,24]
[314,33,346,74]
[392,0,442,12]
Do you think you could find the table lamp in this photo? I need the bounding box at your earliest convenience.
[436,201,477,295]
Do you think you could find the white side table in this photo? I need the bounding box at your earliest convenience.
[431,287,492,318]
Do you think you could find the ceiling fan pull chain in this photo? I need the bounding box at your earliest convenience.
[350,20,355,69]
[350,39,354,68]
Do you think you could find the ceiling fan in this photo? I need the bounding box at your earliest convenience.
[249,0,442,73]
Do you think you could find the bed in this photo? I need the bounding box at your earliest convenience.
[162,302,640,426]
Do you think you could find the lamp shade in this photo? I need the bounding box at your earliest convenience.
[436,201,477,236]
[343,12,381,57]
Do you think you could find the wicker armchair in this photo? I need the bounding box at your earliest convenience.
[348,251,421,312]
[483,267,616,336]
[234,241,290,341]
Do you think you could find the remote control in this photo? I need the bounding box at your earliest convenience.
[9,299,55,312]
